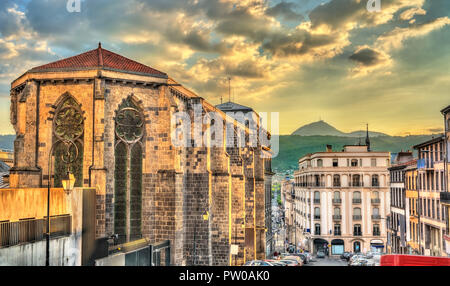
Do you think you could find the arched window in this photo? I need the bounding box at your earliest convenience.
[334,207,341,216]
[314,207,321,219]
[352,174,361,186]
[333,175,340,187]
[317,159,323,167]
[114,97,145,243]
[373,207,380,216]
[372,191,379,199]
[351,159,358,167]
[353,191,361,200]
[315,224,321,235]
[353,208,361,216]
[372,175,379,187]
[52,95,84,188]
[333,191,340,200]
[314,191,320,203]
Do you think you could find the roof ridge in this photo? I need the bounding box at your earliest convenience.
[28,44,167,77]
[31,47,98,71]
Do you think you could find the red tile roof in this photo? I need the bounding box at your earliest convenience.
[30,43,167,78]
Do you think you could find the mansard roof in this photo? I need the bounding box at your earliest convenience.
[29,43,167,78]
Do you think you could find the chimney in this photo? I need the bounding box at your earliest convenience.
[326,145,332,152]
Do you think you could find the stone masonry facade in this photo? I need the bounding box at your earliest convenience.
[9,45,270,266]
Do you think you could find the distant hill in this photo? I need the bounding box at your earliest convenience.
[272,134,438,176]
[291,120,388,137]
[0,135,14,150]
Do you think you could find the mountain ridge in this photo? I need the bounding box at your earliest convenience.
[291,120,388,137]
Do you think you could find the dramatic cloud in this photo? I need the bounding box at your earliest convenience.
[266,1,304,21]
[399,7,427,21]
[0,0,448,135]
[349,45,392,77]
[376,16,450,51]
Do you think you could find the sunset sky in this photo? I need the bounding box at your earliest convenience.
[0,0,449,135]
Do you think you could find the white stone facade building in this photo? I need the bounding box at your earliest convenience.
[292,144,390,255]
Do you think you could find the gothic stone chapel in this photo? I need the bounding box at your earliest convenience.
[9,44,270,265]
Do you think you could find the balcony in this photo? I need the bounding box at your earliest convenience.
[373,231,381,236]
[353,231,362,236]
[440,192,450,206]
[352,199,362,204]
[353,215,362,220]
[0,215,72,248]
[334,231,341,236]
[372,215,381,220]
[313,199,320,204]
[371,198,380,204]
[333,215,342,220]
[332,198,342,204]
[350,182,363,187]
[314,215,321,220]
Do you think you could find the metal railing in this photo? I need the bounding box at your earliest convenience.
[313,199,320,204]
[371,198,380,204]
[333,215,342,220]
[332,199,341,204]
[352,199,362,204]
[0,215,71,248]
[372,215,381,220]
[353,215,362,220]
[314,215,321,220]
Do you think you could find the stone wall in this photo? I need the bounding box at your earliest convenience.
[9,68,269,266]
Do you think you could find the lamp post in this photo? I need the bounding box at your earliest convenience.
[45,140,78,266]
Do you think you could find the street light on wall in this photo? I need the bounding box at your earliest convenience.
[62,172,76,195]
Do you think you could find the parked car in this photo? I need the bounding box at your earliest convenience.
[283,256,304,266]
[279,259,301,266]
[316,250,326,258]
[303,251,313,262]
[264,259,288,266]
[341,252,353,261]
[281,253,308,264]
[243,260,276,266]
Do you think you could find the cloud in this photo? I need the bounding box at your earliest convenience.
[309,0,425,31]
[399,7,426,21]
[349,45,392,77]
[266,2,304,21]
[376,16,450,51]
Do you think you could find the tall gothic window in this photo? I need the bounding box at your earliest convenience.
[114,97,144,243]
[52,95,84,188]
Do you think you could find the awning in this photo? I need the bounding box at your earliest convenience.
[371,239,384,244]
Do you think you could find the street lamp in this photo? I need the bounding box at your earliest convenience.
[62,172,76,195]
[193,209,210,265]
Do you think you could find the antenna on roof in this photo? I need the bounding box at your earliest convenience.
[228,77,231,102]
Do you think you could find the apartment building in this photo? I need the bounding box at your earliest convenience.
[387,152,415,254]
[406,136,447,256]
[293,141,390,256]
[282,178,295,245]
[440,105,450,256]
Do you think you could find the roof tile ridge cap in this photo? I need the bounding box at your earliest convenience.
[101,47,167,75]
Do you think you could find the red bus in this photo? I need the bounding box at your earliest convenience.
[380,254,450,266]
